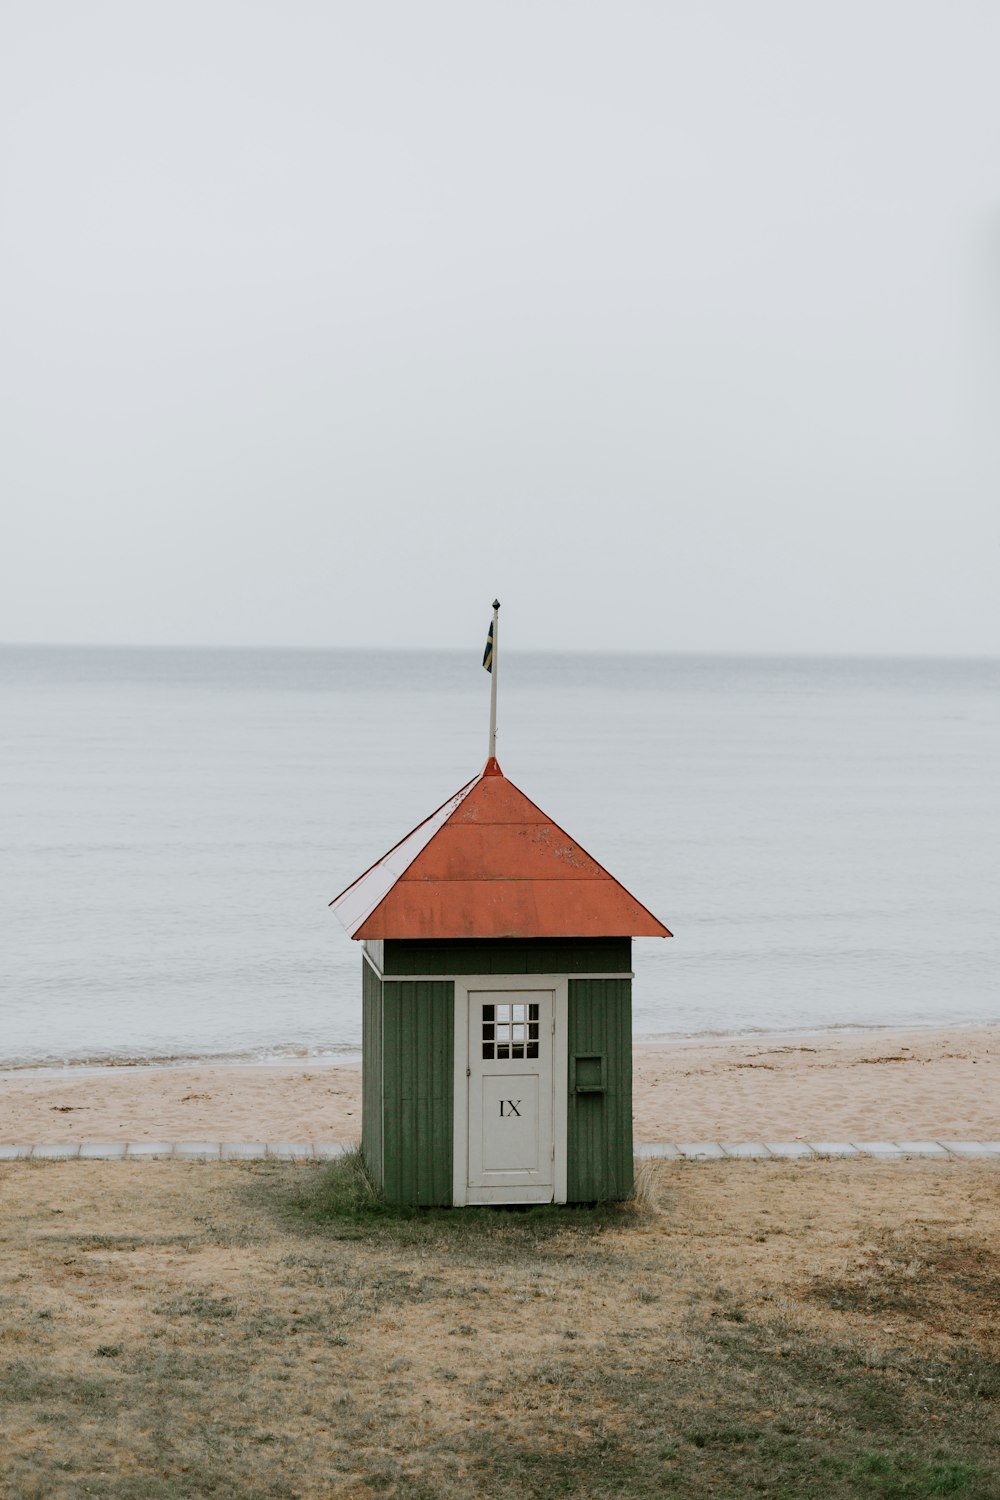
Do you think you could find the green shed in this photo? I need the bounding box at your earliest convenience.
[330,755,671,1206]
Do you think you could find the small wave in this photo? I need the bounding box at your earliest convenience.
[0,1043,362,1076]
[636,1016,1000,1046]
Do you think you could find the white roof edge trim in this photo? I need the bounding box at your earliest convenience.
[330,773,481,937]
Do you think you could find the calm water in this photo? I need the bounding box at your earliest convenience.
[2,646,998,1067]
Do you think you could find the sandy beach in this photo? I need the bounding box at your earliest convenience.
[1,1024,997,1144]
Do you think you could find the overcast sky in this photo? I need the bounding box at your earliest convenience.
[2,2,998,655]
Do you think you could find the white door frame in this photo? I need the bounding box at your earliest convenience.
[452,974,568,1207]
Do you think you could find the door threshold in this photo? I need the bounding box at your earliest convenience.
[466,1185,556,1206]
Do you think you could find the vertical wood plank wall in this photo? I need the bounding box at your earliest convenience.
[361,957,384,1190]
[567,978,634,1202]
[381,980,455,1205]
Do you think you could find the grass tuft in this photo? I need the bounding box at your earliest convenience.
[849,1453,980,1495]
[257,1146,644,1256]
[685,1425,763,1448]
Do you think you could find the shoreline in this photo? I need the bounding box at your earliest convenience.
[4,1015,998,1078]
[1,1023,997,1146]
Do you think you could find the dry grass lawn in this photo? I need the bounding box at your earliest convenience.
[1,1155,999,1498]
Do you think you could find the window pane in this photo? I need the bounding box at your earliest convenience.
[497,1004,510,1022]
[497,1025,509,1042]
[497,1045,509,1060]
[482,1023,494,1040]
[513,1024,526,1042]
[483,1005,494,1021]
[482,1044,494,1059]
[512,1004,526,1021]
[529,1004,539,1021]
[527,1042,539,1058]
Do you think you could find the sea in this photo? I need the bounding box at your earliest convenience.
[2,646,998,1070]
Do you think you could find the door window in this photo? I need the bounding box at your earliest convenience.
[482,1002,539,1060]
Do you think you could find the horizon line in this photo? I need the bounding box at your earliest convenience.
[2,640,998,663]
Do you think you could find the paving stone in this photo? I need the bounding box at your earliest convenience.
[78,1143,127,1159]
[32,1144,80,1159]
[808,1142,861,1157]
[313,1143,351,1160]
[0,1144,34,1159]
[676,1143,727,1159]
[720,1143,772,1158]
[940,1141,1000,1157]
[763,1142,816,1158]
[125,1142,173,1158]
[893,1141,950,1156]
[635,1144,682,1159]
[853,1141,908,1156]
[266,1143,315,1160]
[221,1143,268,1160]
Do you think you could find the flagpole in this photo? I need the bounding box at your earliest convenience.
[488,598,500,761]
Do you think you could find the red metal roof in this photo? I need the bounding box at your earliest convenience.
[330,758,671,940]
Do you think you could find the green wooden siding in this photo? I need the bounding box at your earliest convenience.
[383,938,631,976]
[566,978,633,1203]
[381,980,455,1205]
[361,957,384,1190]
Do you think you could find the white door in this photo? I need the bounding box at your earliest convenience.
[467,989,554,1204]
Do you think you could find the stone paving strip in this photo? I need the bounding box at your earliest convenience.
[636,1142,1000,1160]
[3,1142,1000,1162]
[0,1143,352,1161]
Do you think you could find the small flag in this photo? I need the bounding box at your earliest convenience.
[482,621,494,673]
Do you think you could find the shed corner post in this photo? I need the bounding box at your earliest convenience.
[361,948,385,1193]
[553,977,569,1204]
[451,978,470,1207]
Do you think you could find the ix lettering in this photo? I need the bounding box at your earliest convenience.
[499,1099,522,1117]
